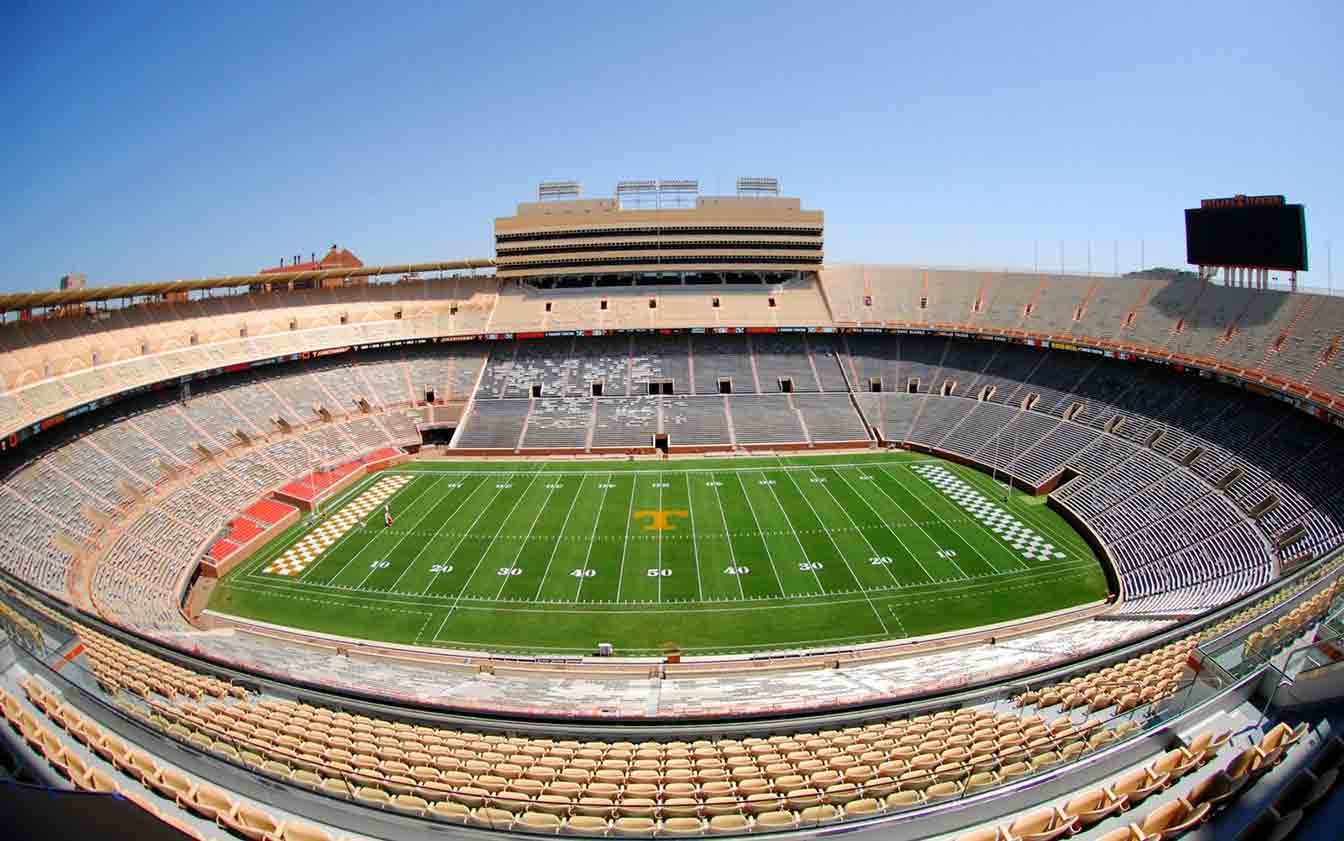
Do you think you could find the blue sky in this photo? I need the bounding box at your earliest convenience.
[3,0,1340,292]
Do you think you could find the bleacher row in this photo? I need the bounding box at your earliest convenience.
[0,354,460,629]
[456,394,869,450]
[2,562,1338,839]
[821,267,1344,398]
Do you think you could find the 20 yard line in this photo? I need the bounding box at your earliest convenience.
[386,476,492,592]
[827,467,941,583]
[532,475,586,600]
[418,472,518,596]
[777,468,893,635]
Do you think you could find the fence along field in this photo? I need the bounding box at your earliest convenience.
[209,453,1109,655]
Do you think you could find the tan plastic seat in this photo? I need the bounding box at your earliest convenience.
[1005,807,1074,841]
[1108,767,1167,806]
[518,811,564,833]
[563,815,610,835]
[708,814,751,834]
[1135,798,1209,840]
[217,803,281,841]
[429,800,471,823]
[753,811,797,831]
[276,822,335,841]
[885,790,925,811]
[1186,770,1246,811]
[662,817,708,836]
[1061,787,1125,828]
[798,804,840,825]
[609,817,658,836]
[843,798,882,818]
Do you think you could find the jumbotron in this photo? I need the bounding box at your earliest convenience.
[1,179,1340,840]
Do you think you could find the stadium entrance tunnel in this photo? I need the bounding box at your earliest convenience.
[422,427,455,446]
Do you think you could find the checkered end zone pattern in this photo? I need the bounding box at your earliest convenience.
[265,474,412,576]
[911,464,1067,562]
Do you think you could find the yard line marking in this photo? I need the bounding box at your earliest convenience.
[437,470,544,632]
[686,473,704,602]
[492,478,561,600]
[657,473,665,602]
[735,472,789,597]
[387,475,491,592]
[418,472,519,596]
[761,473,828,594]
[875,464,994,577]
[807,466,926,587]
[899,464,1033,572]
[709,472,745,600]
[351,476,450,589]
[573,473,614,602]
[615,476,637,601]
[279,471,388,581]
[278,474,416,579]
[533,475,586,600]
[827,467,941,583]
[776,468,892,635]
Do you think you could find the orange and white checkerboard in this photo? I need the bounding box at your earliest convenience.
[265,474,412,576]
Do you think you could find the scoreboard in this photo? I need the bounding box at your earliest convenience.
[1185,195,1308,272]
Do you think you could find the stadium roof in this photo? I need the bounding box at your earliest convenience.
[0,259,496,312]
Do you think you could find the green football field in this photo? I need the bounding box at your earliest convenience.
[207,453,1109,656]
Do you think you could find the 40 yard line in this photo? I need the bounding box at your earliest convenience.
[532,475,586,600]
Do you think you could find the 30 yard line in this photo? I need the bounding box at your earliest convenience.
[761,477,827,594]
[532,475,586,600]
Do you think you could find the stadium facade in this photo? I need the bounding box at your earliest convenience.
[1,187,1342,839]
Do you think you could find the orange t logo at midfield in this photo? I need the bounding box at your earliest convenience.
[633,510,689,532]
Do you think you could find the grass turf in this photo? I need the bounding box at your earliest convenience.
[208,452,1109,656]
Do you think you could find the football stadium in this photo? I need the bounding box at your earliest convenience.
[1,174,1342,841]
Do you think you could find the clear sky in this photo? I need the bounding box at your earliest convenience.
[4,0,1341,292]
